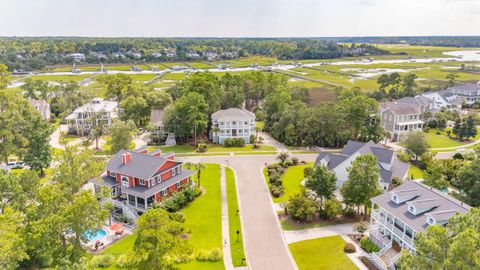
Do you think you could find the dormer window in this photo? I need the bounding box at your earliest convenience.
[427,217,436,225]
[408,205,416,215]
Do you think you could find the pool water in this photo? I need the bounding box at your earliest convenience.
[84,229,107,241]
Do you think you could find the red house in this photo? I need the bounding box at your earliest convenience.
[92,146,194,212]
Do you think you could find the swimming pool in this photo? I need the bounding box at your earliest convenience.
[84,229,107,241]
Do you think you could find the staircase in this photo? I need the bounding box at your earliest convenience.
[105,198,139,224]
[381,248,399,267]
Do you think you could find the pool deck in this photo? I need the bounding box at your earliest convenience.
[85,224,134,253]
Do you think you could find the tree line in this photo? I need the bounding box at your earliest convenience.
[0,37,388,70]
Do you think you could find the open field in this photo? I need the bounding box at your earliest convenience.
[226,167,247,267]
[289,236,359,270]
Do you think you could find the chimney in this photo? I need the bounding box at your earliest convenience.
[122,152,132,165]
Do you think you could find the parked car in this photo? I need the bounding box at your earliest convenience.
[7,161,24,169]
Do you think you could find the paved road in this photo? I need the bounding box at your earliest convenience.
[180,154,317,270]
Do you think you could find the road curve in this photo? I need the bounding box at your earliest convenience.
[183,154,317,270]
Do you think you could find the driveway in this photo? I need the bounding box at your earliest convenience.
[181,154,317,270]
[259,132,288,151]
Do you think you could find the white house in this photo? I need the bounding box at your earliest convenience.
[210,108,256,144]
[368,181,470,270]
[314,140,410,191]
[28,98,51,121]
[444,81,480,105]
[68,53,85,61]
[421,91,462,111]
[65,98,119,136]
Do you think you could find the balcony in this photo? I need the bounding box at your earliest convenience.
[371,209,379,220]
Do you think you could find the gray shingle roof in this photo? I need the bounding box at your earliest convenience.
[211,108,255,120]
[371,181,470,232]
[124,170,195,198]
[380,102,421,115]
[315,140,408,185]
[447,82,479,92]
[107,149,177,180]
[396,96,433,107]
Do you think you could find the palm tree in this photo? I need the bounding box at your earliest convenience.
[185,162,206,187]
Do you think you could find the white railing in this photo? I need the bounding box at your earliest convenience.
[390,252,402,270]
[392,226,404,237]
[379,242,392,255]
[372,209,379,220]
[371,253,388,270]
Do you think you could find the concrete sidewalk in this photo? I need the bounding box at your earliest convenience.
[220,166,235,270]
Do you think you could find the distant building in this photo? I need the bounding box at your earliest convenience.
[314,140,409,191]
[444,81,480,105]
[210,108,256,144]
[90,51,107,59]
[380,102,424,141]
[186,51,200,58]
[151,51,163,58]
[65,98,119,136]
[421,91,462,111]
[165,49,177,58]
[205,51,217,61]
[68,53,85,61]
[368,181,470,270]
[28,98,51,121]
[127,50,142,59]
[113,52,126,58]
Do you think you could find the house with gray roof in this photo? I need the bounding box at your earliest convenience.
[65,98,119,136]
[421,91,462,111]
[28,98,51,121]
[210,108,256,144]
[91,147,194,213]
[379,102,424,141]
[314,140,409,191]
[396,95,434,113]
[368,180,470,270]
[444,81,480,105]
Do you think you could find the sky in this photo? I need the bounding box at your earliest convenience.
[0,0,479,37]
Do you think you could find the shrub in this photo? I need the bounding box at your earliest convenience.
[91,254,115,268]
[208,248,223,261]
[453,153,464,160]
[283,160,293,167]
[285,193,317,222]
[196,143,207,153]
[224,138,245,147]
[196,249,222,262]
[303,167,313,178]
[291,157,299,165]
[270,185,284,197]
[342,206,356,218]
[343,243,356,253]
[323,198,342,219]
[159,186,201,212]
[436,131,441,135]
[360,237,380,253]
[116,254,135,268]
[250,135,256,143]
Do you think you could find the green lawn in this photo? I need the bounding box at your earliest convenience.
[100,164,223,270]
[150,144,276,154]
[289,236,359,270]
[29,74,90,82]
[256,121,264,130]
[226,167,247,267]
[180,163,224,270]
[424,128,480,149]
[408,165,424,179]
[264,163,313,203]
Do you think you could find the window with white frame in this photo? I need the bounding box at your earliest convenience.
[176,181,182,188]
[172,168,177,176]
[160,189,167,196]
[139,179,145,185]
